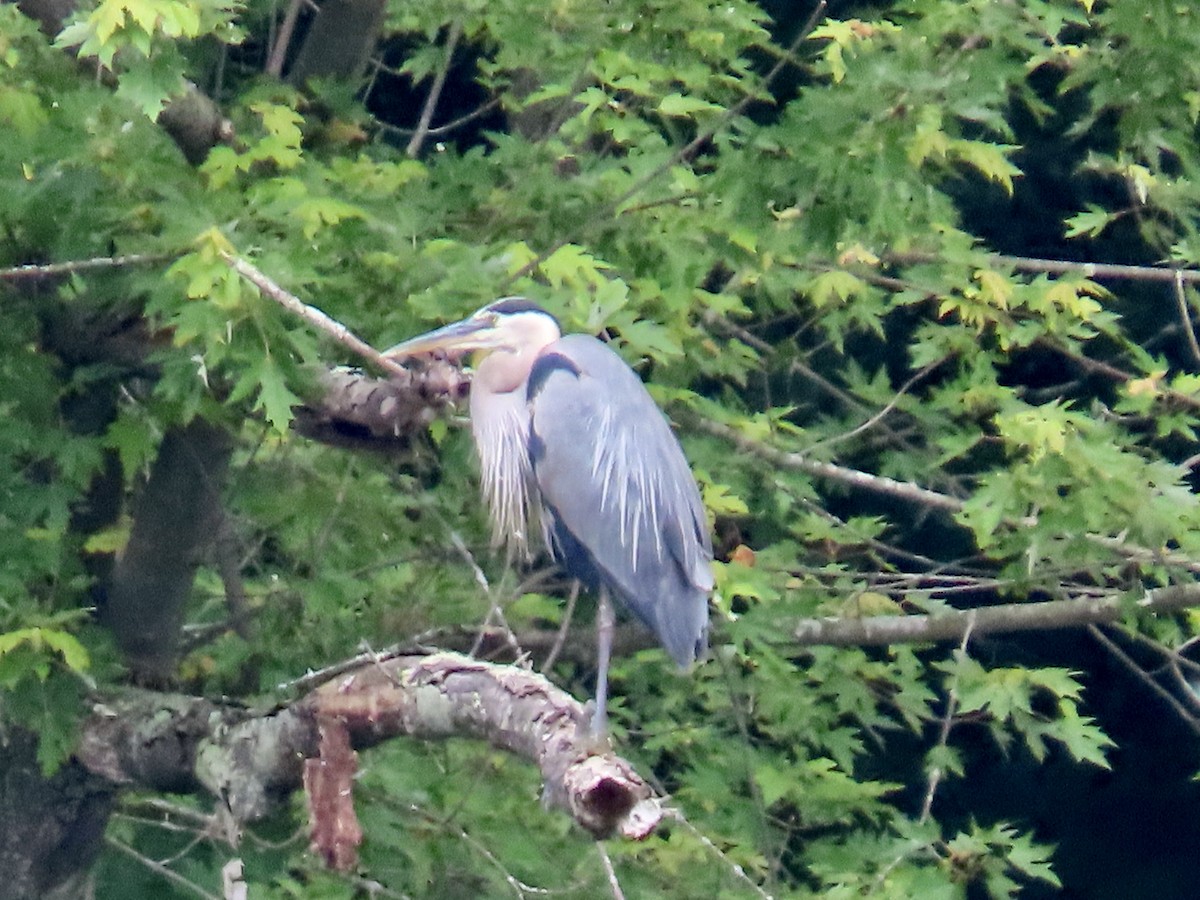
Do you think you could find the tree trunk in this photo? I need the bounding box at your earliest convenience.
[0,731,115,900]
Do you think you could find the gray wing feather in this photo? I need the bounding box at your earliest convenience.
[529,335,712,666]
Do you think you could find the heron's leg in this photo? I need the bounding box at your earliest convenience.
[592,587,614,737]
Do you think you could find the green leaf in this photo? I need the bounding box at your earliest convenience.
[254,357,300,433]
[658,93,723,117]
[1064,203,1116,238]
[0,627,90,674]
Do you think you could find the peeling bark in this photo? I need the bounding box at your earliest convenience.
[308,653,662,839]
[74,651,664,846]
[304,716,362,870]
[293,362,468,452]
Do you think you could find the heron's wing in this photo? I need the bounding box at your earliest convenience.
[528,335,712,666]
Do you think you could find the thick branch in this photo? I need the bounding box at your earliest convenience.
[77,651,663,842]
[1,731,114,900]
[307,652,661,838]
[791,583,1200,647]
[287,0,386,84]
[293,364,467,450]
[102,421,233,680]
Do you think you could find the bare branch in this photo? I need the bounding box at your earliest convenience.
[0,253,173,281]
[597,842,627,900]
[919,617,974,823]
[105,836,221,900]
[373,97,501,140]
[692,416,965,513]
[309,652,663,839]
[407,21,464,158]
[220,252,410,378]
[1173,270,1200,367]
[266,0,306,78]
[803,355,950,454]
[294,364,467,452]
[791,584,1200,648]
[887,250,1200,287]
[1088,625,1200,738]
[666,809,775,900]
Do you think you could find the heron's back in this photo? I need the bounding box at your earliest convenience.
[526,335,713,666]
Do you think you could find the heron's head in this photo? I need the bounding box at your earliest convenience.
[384,298,561,361]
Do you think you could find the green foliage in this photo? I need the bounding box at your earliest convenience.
[4,0,1200,896]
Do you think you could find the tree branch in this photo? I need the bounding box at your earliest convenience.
[221,252,413,379]
[102,420,233,680]
[293,364,467,450]
[77,651,664,847]
[406,21,463,158]
[0,253,174,281]
[790,583,1200,647]
[691,416,965,513]
[886,250,1200,287]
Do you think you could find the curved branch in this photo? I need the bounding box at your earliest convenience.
[307,652,661,840]
[77,651,663,859]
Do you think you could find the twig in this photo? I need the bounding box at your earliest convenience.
[106,836,221,900]
[265,0,305,78]
[596,843,626,900]
[703,309,773,354]
[666,809,774,900]
[452,529,524,662]
[219,252,411,378]
[920,616,975,823]
[375,98,501,139]
[803,356,949,454]
[1088,625,1200,738]
[407,21,463,158]
[541,580,580,672]
[276,642,408,694]
[446,821,552,898]
[0,252,174,281]
[1173,270,1200,366]
[791,583,1200,647]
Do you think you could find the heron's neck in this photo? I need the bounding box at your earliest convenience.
[474,346,541,395]
[469,373,535,554]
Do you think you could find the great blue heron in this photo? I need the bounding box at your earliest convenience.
[385,298,713,733]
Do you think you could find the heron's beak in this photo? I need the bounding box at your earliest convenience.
[382,316,499,359]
